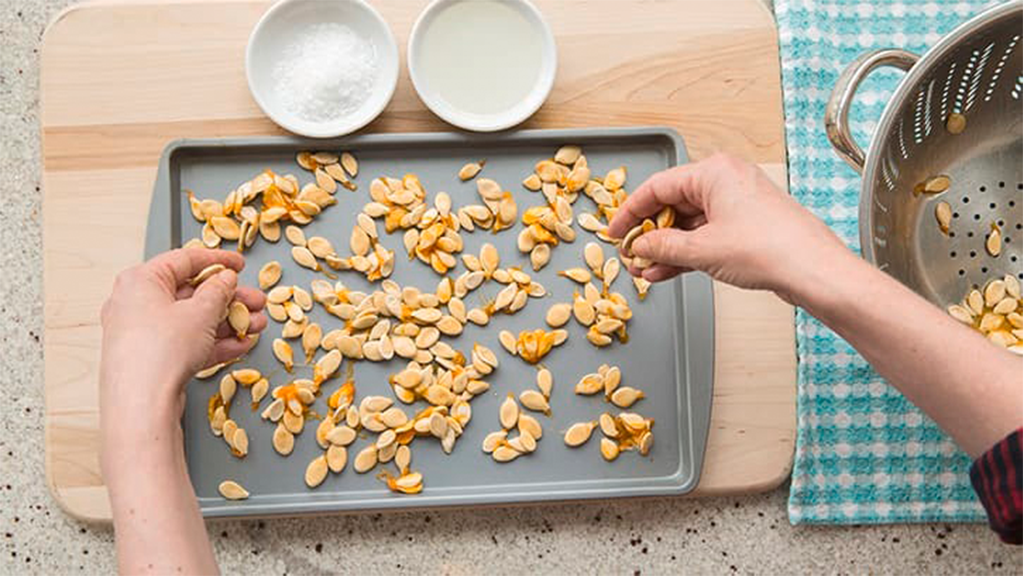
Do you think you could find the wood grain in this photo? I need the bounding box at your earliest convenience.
[42,0,795,522]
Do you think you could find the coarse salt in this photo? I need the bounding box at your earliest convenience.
[274,23,377,122]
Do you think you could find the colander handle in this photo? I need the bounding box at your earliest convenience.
[825,49,919,173]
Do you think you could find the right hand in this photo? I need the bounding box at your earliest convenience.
[607,153,852,304]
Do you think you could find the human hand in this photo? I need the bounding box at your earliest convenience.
[607,154,852,304]
[99,249,267,431]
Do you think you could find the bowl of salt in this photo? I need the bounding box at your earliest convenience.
[246,0,399,138]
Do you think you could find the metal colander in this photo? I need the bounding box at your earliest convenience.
[825,1,1022,308]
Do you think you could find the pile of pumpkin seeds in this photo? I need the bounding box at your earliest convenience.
[947,275,1023,353]
[184,146,665,499]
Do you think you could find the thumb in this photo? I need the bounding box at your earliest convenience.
[187,269,237,324]
[632,227,718,271]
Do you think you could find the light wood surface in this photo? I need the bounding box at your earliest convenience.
[42,0,795,522]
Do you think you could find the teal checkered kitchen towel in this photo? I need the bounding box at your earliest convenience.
[775,0,1003,524]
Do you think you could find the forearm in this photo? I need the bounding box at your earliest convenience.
[795,251,1022,458]
[102,409,218,575]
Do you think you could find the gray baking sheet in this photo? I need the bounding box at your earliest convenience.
[145,127,713,518]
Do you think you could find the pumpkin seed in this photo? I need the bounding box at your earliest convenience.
[587,328,613,347]
[967,289,985,315]
[232,369,262,386]
[603,366,621,396]
[599,413,618,438]
[218,480,249,500]
[499,394,519,429]
[232,428,249,457]
[945,113,966,134]
[551,144,580,165]
[273,338,294,372]
[559,268,592,284]
[985,280,1007,307]
[522,174,542,191]
[292,246,320,271]
[482,430,507,453]
[934,201,952,235]
[285,225,306,246]
[492,445,520,462]
[219,374,237,404]
[921,175,950,194]
[251,378,269,404]
[979,312,1005,332]
[638,431,654,455]
[604,167,627,191]
[519,390,550,414]
[458,160,485,181]
[564,421,597,447]
[354,445,378,473]
[610,387,645,408]
[499,330,518,355]
[257,261,282,290]
[304,455,329,488]
[584,244,605,275]
[190,263,226,287]
[530,244,551,271]
[986,226,1002,257]
[602,258,620,287]
[575,373,603,395]
[536,368,553,398]
[992,297,1017,315]
[573,296,596,326]
[600,438,620,461]
[227,301,250,339]
[1004,275,1021,299]
[302,323,322,363]
[273,423,295,455]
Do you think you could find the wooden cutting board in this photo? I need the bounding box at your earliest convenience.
[42,0,795,522]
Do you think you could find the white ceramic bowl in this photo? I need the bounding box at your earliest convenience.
[407,0,557,132]
[246,0,399,138]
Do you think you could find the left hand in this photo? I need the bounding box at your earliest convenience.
[99,248,267,428]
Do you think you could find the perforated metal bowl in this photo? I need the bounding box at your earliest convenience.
[825,2,1022,308]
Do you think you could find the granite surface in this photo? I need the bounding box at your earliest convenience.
[2,0,1021,573]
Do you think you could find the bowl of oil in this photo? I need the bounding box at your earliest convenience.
[407,0,557,132]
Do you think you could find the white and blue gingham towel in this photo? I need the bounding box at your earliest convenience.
[774,0,1002,524]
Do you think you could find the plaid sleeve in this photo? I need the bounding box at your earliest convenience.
[970,428,1022,544]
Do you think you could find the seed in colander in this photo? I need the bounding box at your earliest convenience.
[945,113,966,135]
[922,175,950,194]
[947,304,974,324]
[967,289,985,315]
[985,280,1006,307]
[985,225,1002,257]
[563,421,597,447]
[934,201,952,235]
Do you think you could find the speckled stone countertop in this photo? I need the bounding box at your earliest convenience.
[2,1,1021,574]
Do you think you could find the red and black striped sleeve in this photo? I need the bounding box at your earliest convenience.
[970,428,1022,544]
